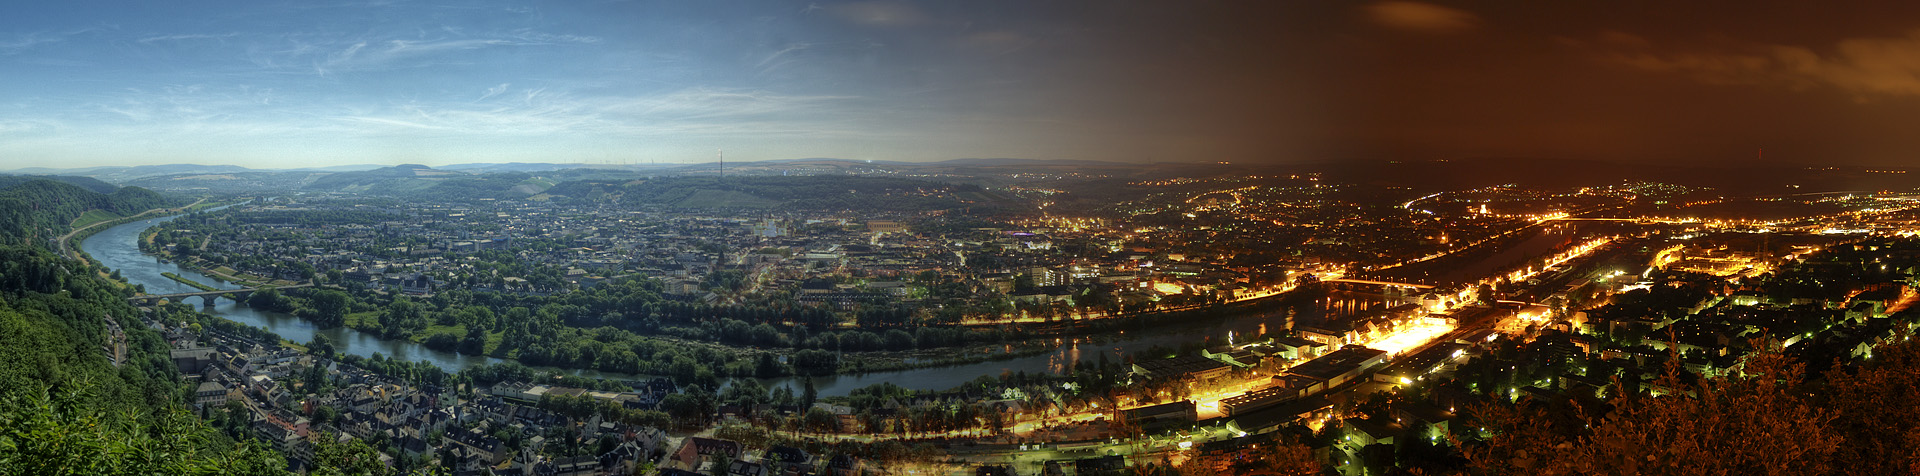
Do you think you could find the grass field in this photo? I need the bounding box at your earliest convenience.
[417,324,463,342]
[345,311,378,329]
[160,272,218,291]
[69,210,123,230]
[341,313,505,353]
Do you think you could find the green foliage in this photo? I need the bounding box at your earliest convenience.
[0,189,291,473]
[377,296,428,339]
[303,290,353,328]
[0,382,289,475]
[308,432,388,476]
[0,241,287,473]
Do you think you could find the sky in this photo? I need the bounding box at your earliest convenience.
[5,1,1920,169]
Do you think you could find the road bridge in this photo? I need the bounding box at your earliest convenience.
[1324,278,1436,290]
[130,284,312,307]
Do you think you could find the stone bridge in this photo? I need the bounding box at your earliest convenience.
[129,284,313,307]
[1324,278,1437,290]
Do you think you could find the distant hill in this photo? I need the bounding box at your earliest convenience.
[296,164,560,200]
[301,164,445,191]
[0,174,120,194]
[9,164,254,183]
[544,175,1020,211]
[438,162,597,173]
[281,164,387,172]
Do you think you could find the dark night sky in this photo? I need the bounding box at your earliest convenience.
[4,0,1920,168]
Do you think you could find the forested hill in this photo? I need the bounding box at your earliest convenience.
[0,174,119,194]
[543,175,1018,211]
[298,164,558,200]
[0,179,171,247]
[0,238,287,472]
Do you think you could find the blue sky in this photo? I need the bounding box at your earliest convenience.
[1,0,1203,168]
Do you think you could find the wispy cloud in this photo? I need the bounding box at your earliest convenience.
[300,32,596,75]
[756,43,811,71]
[502,30,600,45]
[138,33,240,44]
[1604,29,1920,99]
[338,115,453,131]
[0,32,66,54]
[477,83,510,102]
[0,119,59,135]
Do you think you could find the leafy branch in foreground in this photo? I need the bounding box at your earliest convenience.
[0,380,289,476]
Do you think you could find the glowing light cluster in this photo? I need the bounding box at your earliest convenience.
[1362,318,1456,357]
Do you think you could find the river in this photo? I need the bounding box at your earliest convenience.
[84,210,1412,396]
[1376,221,1633,284]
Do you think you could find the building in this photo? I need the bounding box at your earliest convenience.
[1288,346,1389,389]
[1271,336,1328,360]
[1372,343,1470,386]
[196,381,229,407]
[1120,401,1198,433]
[1132,355,1232,385]
[171,347,217,375]
[1219,375,1322,416]
[764,445,815,476]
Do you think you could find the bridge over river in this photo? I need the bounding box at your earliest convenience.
[130,284,312,307]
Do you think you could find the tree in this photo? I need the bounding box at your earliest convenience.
[707,452,732,476]
[801,378,819,411]
[308,334,336,358]
[309,432,389,476]
[460,325,489,355]
[307,290,352,328]
[1465,341,1841,476]
[805,406,840,433]
[1177,437,1319,476]
[379,297,424,339]
[1823,334,1920,474]
[422,332,460,352]
[791,350,837,376]
[312,406,339,427]
[0,382,290,476]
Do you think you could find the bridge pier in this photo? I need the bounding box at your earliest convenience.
[198,295,219,307]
